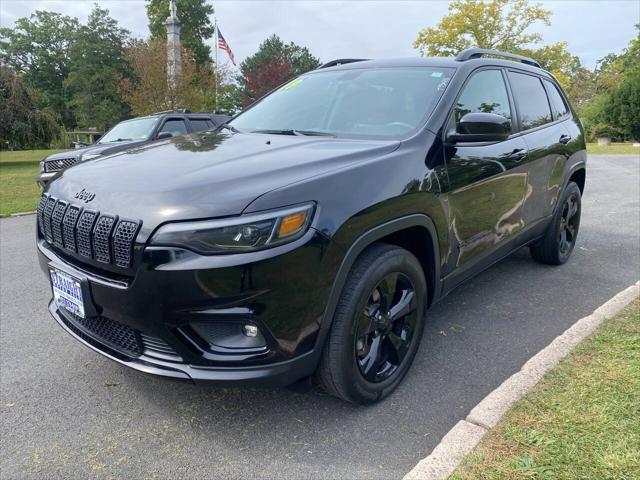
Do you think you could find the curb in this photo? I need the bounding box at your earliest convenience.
[403,281,640,480]
[0,210,36,218]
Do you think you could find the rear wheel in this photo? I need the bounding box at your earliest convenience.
[315,243,427,404]
[530,181,582,265]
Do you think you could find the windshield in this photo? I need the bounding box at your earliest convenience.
[230,67,454,139]
[98,117,159,143]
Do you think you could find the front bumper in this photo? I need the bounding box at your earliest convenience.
[38,229,333,387]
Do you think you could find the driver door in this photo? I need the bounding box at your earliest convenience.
[443,68,528,272]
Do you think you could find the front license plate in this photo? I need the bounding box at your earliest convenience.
[50,268,85,318]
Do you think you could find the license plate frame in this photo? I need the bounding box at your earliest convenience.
[49,267,86,318]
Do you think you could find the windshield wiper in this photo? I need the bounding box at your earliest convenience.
[251,129,335,137]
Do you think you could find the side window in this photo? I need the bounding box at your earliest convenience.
[455,69,512,129]
[507,72,552,130]
[543,79,569,119]
[189,119,212,132]
[159,119,188,137]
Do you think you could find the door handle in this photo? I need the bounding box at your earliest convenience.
[559,134,572,145]
[508,148,527,161]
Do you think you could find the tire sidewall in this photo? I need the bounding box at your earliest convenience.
[554,182,582,264]
[333,247,427,404]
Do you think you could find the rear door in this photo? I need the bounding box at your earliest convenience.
[506,71,569,224]
[187,117,216,133]
[444,68,529,270]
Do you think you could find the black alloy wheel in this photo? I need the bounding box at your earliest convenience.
[530,181,582,265]
[315,243,427,404]
[558,192,579,257]
[355,273,418,383]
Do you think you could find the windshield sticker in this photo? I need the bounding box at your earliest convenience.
[281,78,304,91]
[431,71,444,78]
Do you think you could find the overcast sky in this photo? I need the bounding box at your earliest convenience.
[1,0,638,69]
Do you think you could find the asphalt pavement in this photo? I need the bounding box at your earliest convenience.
[1,154,638,479]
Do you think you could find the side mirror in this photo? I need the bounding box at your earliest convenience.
[156,131,173,140]
[447,112,511,143]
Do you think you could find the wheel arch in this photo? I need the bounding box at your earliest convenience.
[316,214,442,346]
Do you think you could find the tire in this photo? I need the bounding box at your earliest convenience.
[530,181,582,265]
[315,243,427,404]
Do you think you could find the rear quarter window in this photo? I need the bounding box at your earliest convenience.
[543,79,570,119]
[507,71,552,130]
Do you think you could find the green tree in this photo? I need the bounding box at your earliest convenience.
[145,0,214,64]
[413,0,551,56]
[0,11,79,127]
[413,0,579,89]
[0,66,59,149]
[65,5,131,132]
[238,34,321,105]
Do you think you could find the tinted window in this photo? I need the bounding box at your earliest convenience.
[543,79,569,119]
[189,119,213,132]
[455,69,512,129]
[508,72,552,130]
[159,119,187,137]
[230,67,455,139]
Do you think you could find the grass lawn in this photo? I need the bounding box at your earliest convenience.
[452,298,640,479]
[0,150,64,216]
[586,142,640,155]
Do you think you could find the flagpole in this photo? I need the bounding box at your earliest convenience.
[214,17,218,112]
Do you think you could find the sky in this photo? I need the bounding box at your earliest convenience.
[0,0,638,70]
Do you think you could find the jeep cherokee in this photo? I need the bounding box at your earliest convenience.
[36,49,586,404]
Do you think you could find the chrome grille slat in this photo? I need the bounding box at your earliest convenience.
[43,197,57,242]
[76,211,97,258]
[38,194,141,270]
[62,206,81,251]
[51,201,68,248]
[113,221,139,268]
[45,157,77,172]
[37,195,48,235]
[93,215,116,263]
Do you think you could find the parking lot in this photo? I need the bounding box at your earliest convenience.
[1,154,638,479]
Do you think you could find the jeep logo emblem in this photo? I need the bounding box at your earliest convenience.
[74,188,96,203]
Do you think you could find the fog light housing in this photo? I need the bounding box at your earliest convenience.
[243,324,259,337]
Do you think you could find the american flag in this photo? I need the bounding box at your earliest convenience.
[217,27,236,66]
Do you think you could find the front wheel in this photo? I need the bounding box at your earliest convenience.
[530,181,582,265]
[315,243,427,404]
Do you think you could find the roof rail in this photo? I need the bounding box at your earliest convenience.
[149,109,192,115]
[318,58,369,69]
[455,48,541,68]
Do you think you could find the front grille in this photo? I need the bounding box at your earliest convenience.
[58,308,181,362]
[45,157,78,172]
[61,309,142,357]
[39,194,141,269]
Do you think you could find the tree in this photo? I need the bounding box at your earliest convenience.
[413,0,551,56]
[146,0,214,64]
[64,5,131,132]
[0,66,59,149]
[238,34,321,106]
[413,0,581,90]
[0,11,79,127]
[118,39,235,115]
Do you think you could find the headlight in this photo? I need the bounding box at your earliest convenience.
[81,153,102,161]
[150,203,315,254]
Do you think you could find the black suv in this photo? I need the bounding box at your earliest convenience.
[37,49,586,404]
[38,111,229,187]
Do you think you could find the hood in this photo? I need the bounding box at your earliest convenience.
[46,131,399,230]
[45,140,147,163]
